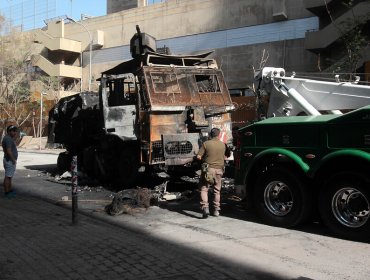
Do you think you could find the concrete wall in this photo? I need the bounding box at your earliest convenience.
[107,0,161,13]
[217,39,317,88]
[107,0,138,14]
[61,0,317,90]
[99,0,313,47]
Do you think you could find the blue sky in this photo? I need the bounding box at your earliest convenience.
[0,0,163,31]
[0,0,107,18]
[59,0,107,19]
[0,0,106,30]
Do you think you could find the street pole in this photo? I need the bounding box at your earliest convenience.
[80,51,83,92]
[66,17,92,91]
[39,92,47,150]
[89,34,92,91]
[71,155,78,225]
[39,92,43,150]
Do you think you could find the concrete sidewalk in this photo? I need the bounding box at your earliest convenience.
[0,193,280,280]
[17,147,64,155]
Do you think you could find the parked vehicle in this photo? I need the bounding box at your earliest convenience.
[48,27,234,189]
[234,68,370,240]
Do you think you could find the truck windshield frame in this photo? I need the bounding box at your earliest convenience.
[150,72,181,94]
[106,75,137,107]
[195,74,221,93]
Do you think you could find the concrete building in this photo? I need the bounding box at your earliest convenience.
[31,0,370,95]
[305,0,370,82]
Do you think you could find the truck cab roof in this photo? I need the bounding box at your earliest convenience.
[102,51,217,76]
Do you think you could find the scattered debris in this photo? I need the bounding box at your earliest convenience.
[45,166,236,217]
[221,178,236,197]
[154,181,168,193]
[104,180,195,216]
[105,188,153,216]
[152,181,182,202]
[55,171,72,181]
[180,175,199,184]
[162,193,182,201]
[63,185,105,194]
[156,172,170,178]
[223,178,234,190]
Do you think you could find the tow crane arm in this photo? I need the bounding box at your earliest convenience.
[256,67,370,117]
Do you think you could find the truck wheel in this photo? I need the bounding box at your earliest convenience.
[254,167,311,228]
[116,147,139,190]
[57,152,72,173]
[319,172,370,240]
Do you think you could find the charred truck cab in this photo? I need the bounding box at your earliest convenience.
[49,27,234,189]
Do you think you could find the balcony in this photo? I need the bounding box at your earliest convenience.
[305,1,370,50]
[34,29,81,53]
[31,54,81,79]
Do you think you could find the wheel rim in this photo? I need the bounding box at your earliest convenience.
[264,180,293,216]
[331,187,370,228]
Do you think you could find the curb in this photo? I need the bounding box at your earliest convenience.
[18,148,64,155]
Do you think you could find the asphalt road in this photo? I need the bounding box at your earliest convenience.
[3,150,370,280]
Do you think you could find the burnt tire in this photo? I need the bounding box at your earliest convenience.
[115,147,139,190]
[92,151,107,183]
[57,152,72,173]
[319,172,370,241]
[253,166,312,228]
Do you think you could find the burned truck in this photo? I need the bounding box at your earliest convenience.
[48,27,234,189]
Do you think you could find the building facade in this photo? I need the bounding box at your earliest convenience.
[32,0,369,94]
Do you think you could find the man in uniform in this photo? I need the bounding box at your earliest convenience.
[197,128,230,218]
[2,125,18,198]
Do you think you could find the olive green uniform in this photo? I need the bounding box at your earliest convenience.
[197,138,230,211]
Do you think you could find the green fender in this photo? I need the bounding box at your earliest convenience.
[309,149,370,177]
[245,148,309,180]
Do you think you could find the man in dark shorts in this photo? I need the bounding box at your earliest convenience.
[2,125,18,198]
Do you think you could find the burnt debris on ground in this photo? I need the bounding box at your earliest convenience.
[38,165,237,217]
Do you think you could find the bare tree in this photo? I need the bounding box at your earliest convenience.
[0,16,35,135]
[323,0,370,81]
[35,75,62,104]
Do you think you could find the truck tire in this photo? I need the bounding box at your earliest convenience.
[253,166,311,228]
[57,152,72,173]
[116,147,139,190]
[319,171,370,241]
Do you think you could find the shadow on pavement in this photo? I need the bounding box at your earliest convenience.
[20,163,370,245]
[24,164,58,174]
[161,184,370,244]
[0,192,289,280]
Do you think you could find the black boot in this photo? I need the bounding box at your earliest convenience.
[202,207,210,219]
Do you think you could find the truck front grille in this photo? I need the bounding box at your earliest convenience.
[151,141,164,163]
[165,141,193,155]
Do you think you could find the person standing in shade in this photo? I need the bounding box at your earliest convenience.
[197,128,230,218]
[2,125,18,198]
